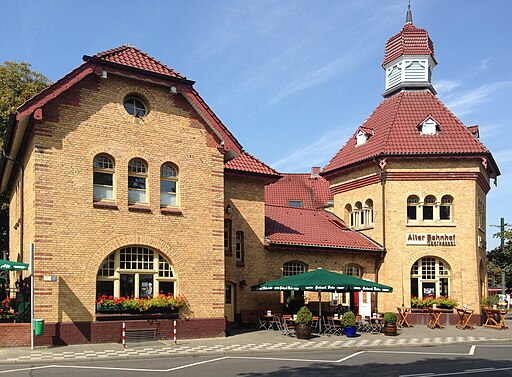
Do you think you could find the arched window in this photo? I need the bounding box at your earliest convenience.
[440,195,453,221]
[422,195,436,221]
[345,204,353,226]
[410,257,450,299]
[407,195,419,222]
[93,154,115,201]
[160,163,178,206]
[283,261,307,276]
[344,264,362,278]
[128,159,147,204]
[363,199,374,226]
[354,202,363,227]
[96,246,176,299]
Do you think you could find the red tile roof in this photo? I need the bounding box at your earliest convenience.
[265,205,382,251]
[383,23,436,66]
[323,90,492,175]
[94,45,185,79]
[265,173,333,209]
[225,152,281,177]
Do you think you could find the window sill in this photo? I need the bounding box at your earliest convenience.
[93,201,119,210]
[160,207,182,215]
[353,225,374,231]
[236,261,245,267]
[128,204,152,213]
[406,222,456,227]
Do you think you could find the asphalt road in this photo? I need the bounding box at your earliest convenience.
[1,343,512,376]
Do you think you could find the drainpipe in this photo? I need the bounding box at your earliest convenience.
[373,157,387,311]
[2,149,24,282]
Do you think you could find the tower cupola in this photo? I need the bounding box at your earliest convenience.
[382,5,437,97]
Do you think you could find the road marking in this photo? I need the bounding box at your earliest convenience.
[0,365,54,375]
[336,351,365,362]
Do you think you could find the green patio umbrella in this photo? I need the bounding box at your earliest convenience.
[251,268,393,332]
[0,260,29,271]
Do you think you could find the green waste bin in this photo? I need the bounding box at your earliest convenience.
[34,319,45,336]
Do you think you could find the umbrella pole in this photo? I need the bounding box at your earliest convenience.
[318,291,322,334]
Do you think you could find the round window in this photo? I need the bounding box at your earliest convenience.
[123,96,148,117]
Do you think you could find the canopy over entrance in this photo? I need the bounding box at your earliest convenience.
[0,260,29,271]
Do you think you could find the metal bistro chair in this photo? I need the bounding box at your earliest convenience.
[280,315,296,336]
[256,313,271,331]
[327,316,343,336]
[356,315,370,333]
[311,316,320,335]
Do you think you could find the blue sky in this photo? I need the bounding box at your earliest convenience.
[1,1,511,249]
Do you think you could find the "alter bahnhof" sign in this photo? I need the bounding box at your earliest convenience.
[406,233,456,247]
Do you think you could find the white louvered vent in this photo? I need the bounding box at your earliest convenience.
[387,64,402,89]
[404,60,427,81]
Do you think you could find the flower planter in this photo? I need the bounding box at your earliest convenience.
[382,323,398,336]
[344,326,357,337]
[96,312,179,321]
[295,323,312,339]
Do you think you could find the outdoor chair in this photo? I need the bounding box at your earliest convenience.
[280,317,296,336]
[326,316,343,336]
[356,315,370,333]
[311,316,320,335]
[256,314,271,331]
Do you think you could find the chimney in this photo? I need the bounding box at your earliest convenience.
[310,167,321,179]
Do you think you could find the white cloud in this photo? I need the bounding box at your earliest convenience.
[271,128,352,172]
[434,79,461,96]
[445,81,510,116]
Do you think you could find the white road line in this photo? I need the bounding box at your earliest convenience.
[229,356,336,363]
[336,351,365,362]
[0,365,54,374]
[367,350,472,356]
[469,345,476,355]
[399,373,435,377]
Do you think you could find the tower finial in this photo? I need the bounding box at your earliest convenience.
[406,0,413,24]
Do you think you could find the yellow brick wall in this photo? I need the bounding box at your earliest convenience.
[22,74,225,322]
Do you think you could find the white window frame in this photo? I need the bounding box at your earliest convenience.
[160,163,178,207]
[93,154,115,201]
[410,257,450,299]
[128,159,148,204]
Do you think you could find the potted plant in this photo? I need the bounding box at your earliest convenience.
[342,310,357,337]
[382,312,398,336]
[295,306,313,339]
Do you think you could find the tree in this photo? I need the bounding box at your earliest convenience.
[0,61,51,256]
[0,61,51,145]
[487,223,512,288]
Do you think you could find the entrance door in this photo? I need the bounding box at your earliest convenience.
[224,282,235,322]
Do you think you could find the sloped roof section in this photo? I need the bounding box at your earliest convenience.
[94,45,185,79]
[225,152,281,177]
[323,90,493,175]
[265,205,382,251]
[265,173,333,209]
[383,23,436,66]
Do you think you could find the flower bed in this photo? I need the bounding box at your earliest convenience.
[96,294,187,314]
[411,296,457,309]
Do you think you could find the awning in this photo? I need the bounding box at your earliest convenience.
[0,259,29,271]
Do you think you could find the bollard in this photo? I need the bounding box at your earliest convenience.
[122,322,126,348]
[174,320,177,344]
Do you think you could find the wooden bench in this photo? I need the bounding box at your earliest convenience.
[125,328,157,343]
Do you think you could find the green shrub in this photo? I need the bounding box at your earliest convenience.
[482,295,499,308]
[342,311,357,327]
[383,312,397,324]
[295,306,313,324]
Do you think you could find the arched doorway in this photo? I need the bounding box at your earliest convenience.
[410,256,450,299]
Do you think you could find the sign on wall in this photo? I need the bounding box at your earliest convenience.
[406,233,456,246]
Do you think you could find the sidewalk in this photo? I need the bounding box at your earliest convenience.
[1,324,512,365]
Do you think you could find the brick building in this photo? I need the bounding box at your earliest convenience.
[0,8,499,345]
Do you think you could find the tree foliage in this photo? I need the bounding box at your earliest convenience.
[0,61,51,145]
[0,61,50,255]
[487,224,512,287]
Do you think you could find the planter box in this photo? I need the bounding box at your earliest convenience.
[96,312,179,321]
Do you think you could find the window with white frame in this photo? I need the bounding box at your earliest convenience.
[363,199,374,226]
[410,257,450,299]
[440,195,453,221]
[423,195,436,221]
[128,159,148,204]
[344,264,362,277]
[345,200,373,228]
[407,195,419,222]
[235,231,244,263]
[283,261,307,276]
[353,202,362,227]
[160,163,178,206]
[93,154,115,201]
[96,246,176,299]
[345,204,352,226]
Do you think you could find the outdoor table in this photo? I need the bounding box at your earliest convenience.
[397,307,411,328]
[455,308,474,330]
[427,308,444,329]
[482,308,508,330]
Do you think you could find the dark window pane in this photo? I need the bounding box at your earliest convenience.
[94,172,113,186]
[289,200,302,208]
[423,206,434,220]
[440,206,450,220]
[225,284,232,304]
[410,278,418,298]
[161,180,176,193]
[159,281,174,296]
[120,274,134,298]
[440,278,449,297]
[96,281,114,299]
[128,176,146,189]
[124,102,136,115]
[407,206,417,220]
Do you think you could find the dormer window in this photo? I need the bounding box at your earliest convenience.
[419,117,439,135]
[355,127,373,146]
